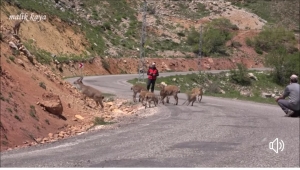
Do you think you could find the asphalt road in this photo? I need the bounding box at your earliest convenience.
[1,68,299,167]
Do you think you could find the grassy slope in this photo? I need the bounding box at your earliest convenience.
[124,0,298,105]
[16,0,106,55]
[229,0,299,31]
[128,70,284,105]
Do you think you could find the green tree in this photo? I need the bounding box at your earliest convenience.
[186,18,234,56]
[253,26,296,53]
[265,47,300,85]
[230,63,252,86]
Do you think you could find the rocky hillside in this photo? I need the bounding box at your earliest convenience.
[0,0,298,151]
[0,5,145,150]
[1,0,274,75]
[0,38,145,151]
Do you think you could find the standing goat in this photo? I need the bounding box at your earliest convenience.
[13,19,24,35]
[131,84,147,102]
[191,87,203,102]
[144,92,159,109]
[139,89,150,103]
[182,92,197,106]
[74,77,104,109]
[157,84,180,105]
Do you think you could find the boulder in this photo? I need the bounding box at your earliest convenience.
[16,59,25,67]
[75,115,84,120]
[9,41,18,50]
[261,92,272,98]
[112,109,124,114]
[220,89,226,94]
[48,133,54,138]
[105,102,114,107]
[207,58,214,63]
[160,82,167,86]
[248,73,258,81]
[240,90,253,97]
[39,93,63,115]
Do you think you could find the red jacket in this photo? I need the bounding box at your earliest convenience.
[147,67,159,80]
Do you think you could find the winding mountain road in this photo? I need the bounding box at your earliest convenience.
[1,69,299,167]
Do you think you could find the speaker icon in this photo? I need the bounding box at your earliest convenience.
[269,138,284,153]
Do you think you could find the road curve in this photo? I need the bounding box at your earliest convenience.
[1,68,299,167]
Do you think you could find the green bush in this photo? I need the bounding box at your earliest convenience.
[255,46,263,54]
[231,41,242,48]
[265,47,300,85]
[102,22,111,31]
[252,26,296,53]
[207,83,220,94]
[186,27,199,46]
[12,49,20,56]
[202,28,229,56]
[147,5,156,15]
[29,105,39,121]
[245,37,253,46]
[39,82,46,90]
[14,115,22,122]
[186,18,235,56]
[56,56,69,63]
[230,63,252,86]
[9,56,15,62]
[93,117,113,125]
[177,32,185,37]
[23,41,52,64]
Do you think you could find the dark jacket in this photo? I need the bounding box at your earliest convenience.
[147,67,159,80]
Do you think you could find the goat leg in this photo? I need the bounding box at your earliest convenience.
[174,95,178,105]
[166,96,170,103]
[161,96,166,105]
[133,93,137,102]
[95,100,99,108]
[99,100,104,109]
[198,95,202,102]
[82,95,87,105]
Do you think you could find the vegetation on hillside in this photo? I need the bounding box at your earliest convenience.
[2,0,106,56]
[1,0,298,68]
[229,0,299,31]
[265,49,300,85]
[174,1,210,20]
[246,26,297,54]
[1,0,138,54]
[246,26,299,85]
[128,66,283,104]
[186,18,238,57]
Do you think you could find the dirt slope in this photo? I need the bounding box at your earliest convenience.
[0,35,142,151]
[1,6,88,55]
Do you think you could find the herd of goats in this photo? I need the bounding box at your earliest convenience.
[131,83,203,108]
[73,77,203,110]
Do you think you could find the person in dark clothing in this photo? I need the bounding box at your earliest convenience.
[276,74,300,117]
[147,62,159,92]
